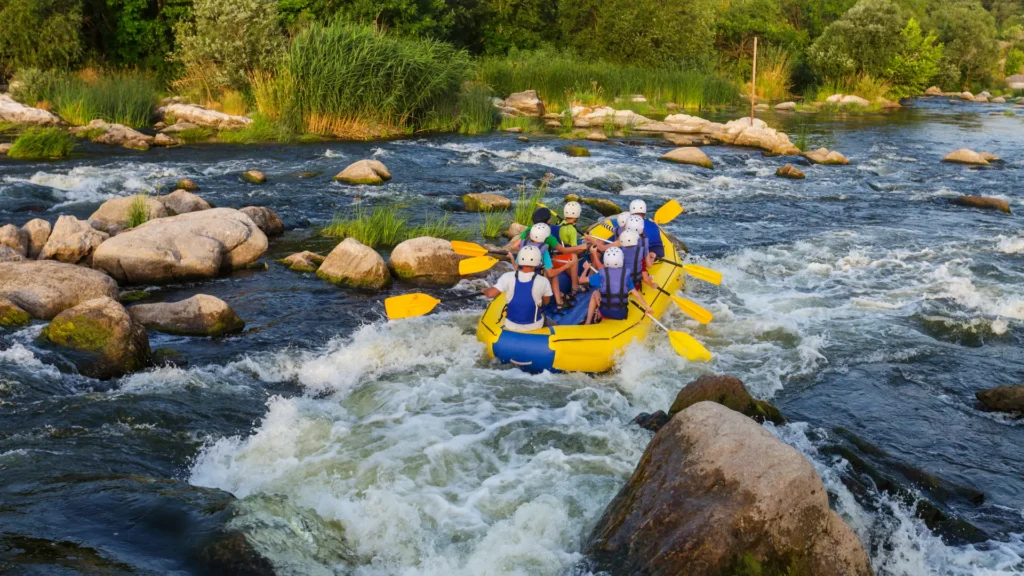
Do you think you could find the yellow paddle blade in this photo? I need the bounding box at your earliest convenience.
[450,240,489,257]
[654,200,684,225]
[682,264,723,286]
[673,296,713,324]
[385,293,441,320]
[459,255,499,275]
[667,330,713,362]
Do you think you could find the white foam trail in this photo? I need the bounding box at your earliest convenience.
[995,236,1024,254]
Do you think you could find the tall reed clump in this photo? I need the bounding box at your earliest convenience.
[125,194,151,228]
[286,21,472,138]
[48,70,161,128]
[480,210,510,238]
[743,46,793,102]
[8,127,76,160]
[322,204,472,248]
[513,173,551,226]
[480,50,738,110]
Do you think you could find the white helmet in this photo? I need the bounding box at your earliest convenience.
[615,212,631,227]
[563,201,582,219]
[517,245,542,267]
[629,199,647,214]
[529,222,551,243]
[619,230,640,247]
[604,247,625,268]
[625,214,645,234]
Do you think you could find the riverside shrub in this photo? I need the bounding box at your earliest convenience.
[884,19,943,98]
[0,0,82,75]
[927,0,1000,88]
[808,0,906,80]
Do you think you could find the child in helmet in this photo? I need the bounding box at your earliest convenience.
[628,199,665,261]
[512,222,575,309]
[482,246,552,332]
[617,228,659,291]
[581,247,653,324]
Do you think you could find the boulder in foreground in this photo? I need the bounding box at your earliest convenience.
[0,224,28,257]
[22,218,51,258]
[40,216,108,264]
[279,251,325,273]
[128,294,244,336]
[0,260,119,319]
[668,374,785,424]
[661,147,713,169]
[317,238,390,289]
[587,401,872,576]
[388,237,461,286]
[89,196,169,234]
[0,296,31,327]
[91,208,268,284]
[942,149,989,166]
[239,206,284,237]
[333,160,392,186]
[41,296,150,379]
[949,196,1011,213]
[976,384,1024,414]
[0,94,62,126]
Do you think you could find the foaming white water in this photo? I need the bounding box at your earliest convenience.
[995,235,1024,254]
[6,163,181,206]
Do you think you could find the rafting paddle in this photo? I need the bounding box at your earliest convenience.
[631,302,712,361]
[653,200,684,225]
[451,240,505,257]
[385,292,483,320]
[459,255,500,275]
[655,286,713,324]
[657,259,723,286]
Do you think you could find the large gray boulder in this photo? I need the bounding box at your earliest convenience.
[22,218,51,258]
[89,195,169,234]
[0,94,62,126]
[128,294,244,336]
[317,238,390,289]
[0,260,119,319]
[41,296,149,379]
[942,148,990,166]
[661,147,713,169]
[239,206,284,237]
[503,90,545,117]
[0,224,28,257]
[156,102,251,130]
[388,237,461,286]
[588,401,872,576]
[40,215,108,264]
[91,208,268,284]
[333,160,392,186]
[157,189,211,215]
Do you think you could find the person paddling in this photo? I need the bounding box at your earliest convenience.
[629,199,666,260]
[617,229,659,291]
[481,246,552,332]
[512,211,583,307]
[582,247,653,325]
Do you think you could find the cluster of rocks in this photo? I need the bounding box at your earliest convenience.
[588,375,872,575]
[492,90,545,118]
[156,99,252,130]
[925,86,1021,105]
[0,94,62,126]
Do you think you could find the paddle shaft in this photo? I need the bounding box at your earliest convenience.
[631,300,669,332]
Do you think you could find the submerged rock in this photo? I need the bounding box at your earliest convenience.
[333,159,392,186]
[0,260,119,319]
[562,145,590,157]
[979,152,1001,162]
[0,223,28,257]
[462,193,511,212]
[239,206,284,237]
[157,189,211,215]
[41,296,150,379]
[241,170,267,184]
[40,215,108,264]
[804,147,850,165]
[0,296,31,327]
[176,178,200,192]
[92,208,268,284]
[71,119,153,150]
[661,147,713,169]
[976,384,1024,414]
[587,401,872,576]
[775,101,797,111]
[128,294,244,336]
[388,237,461,286]
[89,196,169,234]
[668,374,785,424]
[317,238,390,289]
[0,94,62,126]
[583,198,622,217]
[630,410,669,432]
[156,102,251,130]
[22,218,51,258]
[279,251,325,273]
[949,196,1011,213]
[776,163,806,179]
[942,148,989,166]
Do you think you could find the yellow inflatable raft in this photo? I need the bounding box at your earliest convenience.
[475,229,684,373]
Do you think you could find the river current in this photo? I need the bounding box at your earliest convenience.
[1,99,1022,575]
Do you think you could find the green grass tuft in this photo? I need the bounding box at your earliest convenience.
[513,174,551,226]
[410,213,472,241]
[322,204,472,248]
[480,210,510,239]
[125,194,151,228]
[175,127,214,143]
[218,115,295,144]
[47,70,161,128]
[8,128,76,160]
[1004,109,1016,117]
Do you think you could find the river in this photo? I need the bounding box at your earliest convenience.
[1,99,1022,575]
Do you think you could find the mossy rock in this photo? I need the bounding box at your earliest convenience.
[295,171,321,179]
[119,290,151,304]
[668,374,786,425]
[241,170,267,184]
[175,178,200,191]
[41,297,150,379]
[582,198,622,217]
[562,145,591,157]
[0,297,30,327]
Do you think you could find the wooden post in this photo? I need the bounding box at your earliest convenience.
[750,36,758,125]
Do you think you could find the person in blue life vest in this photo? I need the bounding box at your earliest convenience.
[511,219,584,309]
[628,199,666,262]
[617,228,659,292]
[580,247,653,325]
[481,245,552,332]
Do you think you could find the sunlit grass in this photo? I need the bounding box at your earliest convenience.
[322,204,472,248]
[513,174,551,226]
[8,127,76,160]
[479,210,510,239]
[125,194,151,228]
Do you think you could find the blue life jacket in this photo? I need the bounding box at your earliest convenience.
[506,272,542,326]
[599,267,629,320]
[620,238,648,284]
[643,219,664,257]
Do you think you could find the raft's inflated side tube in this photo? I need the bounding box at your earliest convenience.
[476,229,685,374]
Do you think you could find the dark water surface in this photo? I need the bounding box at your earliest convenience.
[1,99,1023,575]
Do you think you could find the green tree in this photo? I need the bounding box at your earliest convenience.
[558,0,716,67]
[335,0,454,40]
[925,0,999,88]
[780,0,858,39]
[716,0,810,62]
[0,0,83,76]
[807,0,907,79]
[884,18,943,96]
[101,0,192,73]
